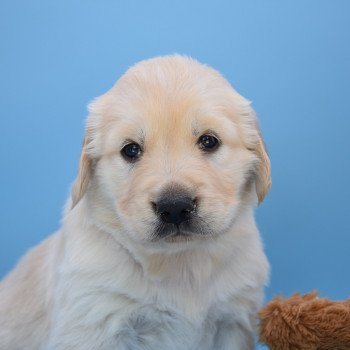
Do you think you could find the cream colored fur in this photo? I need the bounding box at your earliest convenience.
[0,56,270,350]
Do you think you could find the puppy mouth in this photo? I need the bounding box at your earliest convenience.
[151,218,214,242]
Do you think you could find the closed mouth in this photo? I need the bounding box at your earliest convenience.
[153,223,195,241]
[163,230,196,243]
[151,219,217,243]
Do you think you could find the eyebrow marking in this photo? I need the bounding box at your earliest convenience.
[138,129,146,146]
[191,119,200,136]
[120,129,145,148]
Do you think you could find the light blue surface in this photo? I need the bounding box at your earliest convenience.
[1,0,349,327]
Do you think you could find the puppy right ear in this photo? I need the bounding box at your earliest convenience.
[254,127,271,204]
[71,136,91,209]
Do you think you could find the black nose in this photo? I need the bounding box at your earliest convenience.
[153,195,196,225]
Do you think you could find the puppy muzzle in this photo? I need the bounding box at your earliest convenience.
[151,185,201,239]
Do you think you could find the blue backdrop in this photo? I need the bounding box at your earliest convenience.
[1,1,349,348]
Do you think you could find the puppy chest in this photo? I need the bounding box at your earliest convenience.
[113,306,219,350]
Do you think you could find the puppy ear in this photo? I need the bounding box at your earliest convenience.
[71,136,91,209]
[254,126,271,204]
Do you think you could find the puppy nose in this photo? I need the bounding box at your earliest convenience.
[153,196,196,225]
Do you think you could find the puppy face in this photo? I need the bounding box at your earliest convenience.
[72,56,270,247]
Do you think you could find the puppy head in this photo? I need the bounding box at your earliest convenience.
[71,56,271,246]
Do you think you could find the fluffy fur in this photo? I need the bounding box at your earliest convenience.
[259,292,350,350]
[0,56,270,350]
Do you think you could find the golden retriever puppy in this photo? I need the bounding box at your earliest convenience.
[0,55,270,350]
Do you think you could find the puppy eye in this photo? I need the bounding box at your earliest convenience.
[198,134,220,152]
[121,142,142,162]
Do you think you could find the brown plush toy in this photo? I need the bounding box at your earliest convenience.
[258,292,350,350]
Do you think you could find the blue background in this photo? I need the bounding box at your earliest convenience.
[1,1,349,348]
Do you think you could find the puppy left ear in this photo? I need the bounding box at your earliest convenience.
[254,127,271,204]
[71,136,92,209]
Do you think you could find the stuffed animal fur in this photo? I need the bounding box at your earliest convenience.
[259,292,350,350]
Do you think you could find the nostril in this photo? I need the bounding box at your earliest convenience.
[151,201,157,212]
[189,198,197,214]
[193,197,197,207]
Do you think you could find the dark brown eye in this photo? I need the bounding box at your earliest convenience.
[121,142,142,161]
[198,134,219,152]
